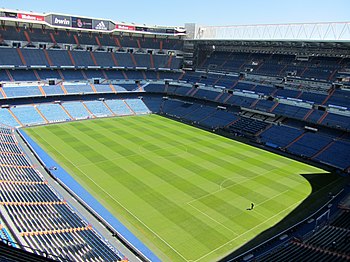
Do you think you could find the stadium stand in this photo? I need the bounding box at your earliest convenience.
[61,101,93,120]
[10,106,46,126]
[36,103,71,122]
[0,125,125,261]
[0,7,349,262]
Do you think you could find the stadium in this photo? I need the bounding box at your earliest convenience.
[0,5,349,262]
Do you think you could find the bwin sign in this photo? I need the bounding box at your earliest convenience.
[52,16,71,27]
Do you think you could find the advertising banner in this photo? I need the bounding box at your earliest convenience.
[18,13,44,22]
[135,26,147,32]
[116,24,136,31]
[52,15,71,27]
[92,20,109,30]
[72,17,92,29]
[4,12,17,18]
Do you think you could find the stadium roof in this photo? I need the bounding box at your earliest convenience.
[190,22,350,42]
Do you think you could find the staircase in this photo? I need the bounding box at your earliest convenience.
[103,101,116,116]
[49,32,57,45]
[269,101,279,112]
[0,87,7,98]
[215,92,224,102]
[166,55,173,68]
[223,94,233,104]
[178,72,185,80]
[60,84,68,95]
[109,83,117,93]
[73,35,80,46]
[33,70,41,81]
[5,70,14,82]
[303,109,314,121]
[67,51,76,66]
[38,86,46,96]
[95,36,102,47]
[43,49,53,66]
[89,83,97,93]
[80,70,88,80]
[60,104,74,120]
[81,102,95,118]
[90,52,98,66]
[8,109,23,126]
[101,70,109,80]
[123,100,135,115]
[16,48,26,65]
[34,106,49,124]
[321,88,336,105]
[23,31,31,43]
[284,132,306,149]
[130,53,137,67]
[150,54,155,68]
[317,111,329,124]
[225,118,240,128]
[111,52,119,66]
[122,71,128,80]
[136,39,141,49]
[57,70,65,81]
[250,99,259,108]
[141,71,147,80]
[114,37,122,48]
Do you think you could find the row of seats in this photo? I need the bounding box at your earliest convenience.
[0,26,183,50]
[199,51,349,81]
[155,98,239,129]
[0,69,182,82]
[0,83,138,98]
[0,99,151,127]
[259,124,350,170]
[0,127,125,261]
[146,82,350,131]
[0,47,182,69]
[182,71,350,109]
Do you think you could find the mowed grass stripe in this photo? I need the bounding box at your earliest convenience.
[25,115,326,262]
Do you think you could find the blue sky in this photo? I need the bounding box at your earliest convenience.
[1,0,349,26]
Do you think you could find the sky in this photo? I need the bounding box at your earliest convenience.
[0,0,349,27]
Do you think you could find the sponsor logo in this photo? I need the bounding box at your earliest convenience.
[72,17,92,29]
[77,18,83,28]
[18,13,44,21]
[95,21,107,30]
[116,24,135,31]
[54,17,70,25]
[4,12,17,18]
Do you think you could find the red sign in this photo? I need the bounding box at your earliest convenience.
[116,24,135,31]
[18,13,45,22]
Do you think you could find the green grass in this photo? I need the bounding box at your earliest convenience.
[25,115,328,262]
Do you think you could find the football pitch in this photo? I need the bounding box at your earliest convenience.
[25,115,328,261]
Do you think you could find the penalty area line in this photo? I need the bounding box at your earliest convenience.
[187,202,238,236]
[193,200,303,262]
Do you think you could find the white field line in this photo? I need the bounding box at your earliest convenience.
[187,202,238,236]
[187,171,277,205]
[33,130,190,262]
[193,200,303,262]
[253,210,268,219]
[76,136,215,168]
